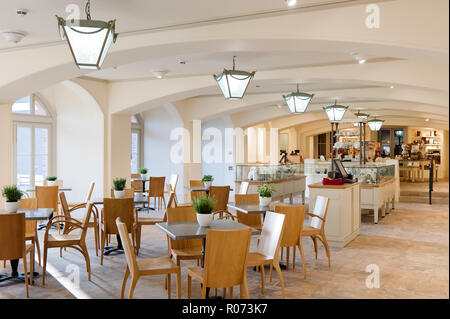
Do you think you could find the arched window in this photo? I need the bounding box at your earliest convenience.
[12,94,55,188]
[131,114,143,174]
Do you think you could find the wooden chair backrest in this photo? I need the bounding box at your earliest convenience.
[203,228,252,289]
[103,198,135,235]
[149,177,165,197]
[0,212,25,260]
[275,204,306,247]
[160,192,176,222]
[310,196,330,230]
[84,181,95,203]
[209,186,230,212]
[36,186,59,211]
[110,188,135,198]
[257,211,285,259]
[235,194,261,227]
[59,192,71,220]
[130,174,143,192]
[239,182,249,195]
[80,203,94,242]
[116,217,139,274]
[166,206,202,250]
[19,198,38,235]
[190,180,206,200]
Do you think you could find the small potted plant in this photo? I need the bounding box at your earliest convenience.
[2,185,23,213]
[139,168,148,180]
[257,184,275,207]
[112,178,127,199]
[192,195,216,227]
[46,176,58,186]
[201,175,213,190]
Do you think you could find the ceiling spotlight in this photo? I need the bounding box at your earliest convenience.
[390,85,395,89]
[1,30,27,44]
[425,118,430,122]
[16,9,29,16]
[178,59,187,65]
[285,0,297,6]
[350,52,366,64]
[152,70,169,79]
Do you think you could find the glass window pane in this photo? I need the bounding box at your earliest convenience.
[12,96,31,114]
[34,98,48,116]
[34,127,49,184]
[17,126,32,187]
[131,115,138,124]
[131,132,139,174]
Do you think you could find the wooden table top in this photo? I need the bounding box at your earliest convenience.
[156,220,260,240]
[0,208,53,220]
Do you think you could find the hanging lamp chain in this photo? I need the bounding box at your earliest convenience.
[296,83,300,93]
[232,55,236,70]
[85,0,92,20]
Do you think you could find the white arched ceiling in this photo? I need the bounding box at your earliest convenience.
[0,0,447,131]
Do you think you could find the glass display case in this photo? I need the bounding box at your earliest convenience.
[342,162,395,185]
[236,164,304,182]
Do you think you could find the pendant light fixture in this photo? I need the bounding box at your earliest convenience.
[323,100,348,122]
[56,0,118,70]
[213,56,255,100]
[283,84,314,114]
[367,117,384,131]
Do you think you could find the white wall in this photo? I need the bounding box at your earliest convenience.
[0,104,12,209]
[143,104,184,200]
[40,83,104,203]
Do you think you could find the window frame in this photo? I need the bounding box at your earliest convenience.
[131,114,144,173]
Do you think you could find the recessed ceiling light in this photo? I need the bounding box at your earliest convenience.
[425,118,430,122]
[350,52,366,64]
[152,70,169,79]
[285,0,297,6]
[1,30,27,44]
[390,85,395,89]
[178,59,186,65]
[256,85,261,88]
[16,9,29,16]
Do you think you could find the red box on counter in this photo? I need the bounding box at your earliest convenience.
[322,178,345,185]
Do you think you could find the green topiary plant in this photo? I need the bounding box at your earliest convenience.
[2,185,23,202]
[112,178,127,191]
[192,195,216,214]
[139,168,148,174]
[201,175,213,182]
[257,184,275,198]
[46,176,57,181]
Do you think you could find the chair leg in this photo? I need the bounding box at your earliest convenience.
[286,247,290,270]
[136,224,142,256]
[201,282,207,299]
[260,264,265,294]
[42,245,48,286]
[93,225,99,257]
[273,262,286,299]
[311,236,318,259]
[229,286,233,299]
[29,247,34,286]
[100,230,106,266]
[121,267,130,299]
[269,264,273,283]
[23,253,29,298]
[298,241,307,280]
[187,274,192,299]
[176,268,181,299]
[35,230,41,267]
[293,245,296,270]
[167,274,171,299]
[128,275,139,299]
[240,276,250,299]
[80,243,91,281]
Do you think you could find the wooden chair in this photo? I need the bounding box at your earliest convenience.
[275,204,307,277]
[42,202,93,285]
[148,177,166,210]
[190,180,206,200]
[238,182,249,194]
[117,217,181,299]
[110,188,135,198]
[302,196,331,268]
[166,206,202,266]
[100,198,137,265]
[131,174,144,194]
[0,212,34,297]
[246,211,286,298]
[209,186,231,219]
[135,192,176,255]
[235,194,262,231]
[36,186,60,232]
[165,174,179,202]
[187,227,252,299]
[69,181,95,209]
[18,198,41,267]
[60,192,100,256]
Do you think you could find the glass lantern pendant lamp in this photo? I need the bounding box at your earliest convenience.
[56,0,118,70]
[283,84,314,114]
[354,110,370,120]
[368,118,385,131]
[323,101,349,122]
[213,56,255,100]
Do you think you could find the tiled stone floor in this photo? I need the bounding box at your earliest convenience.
[1,199,448,299]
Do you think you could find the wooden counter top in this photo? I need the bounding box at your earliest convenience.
[236,175,306,185]
[308,182,360,189]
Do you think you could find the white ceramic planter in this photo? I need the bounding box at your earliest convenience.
[47,180,57,186]
[114,190,125,199]
[140,174,147,180]
[196,213,213,227]
[4,201,19,213]
[259,196,272,207]
[204,181,212,189]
